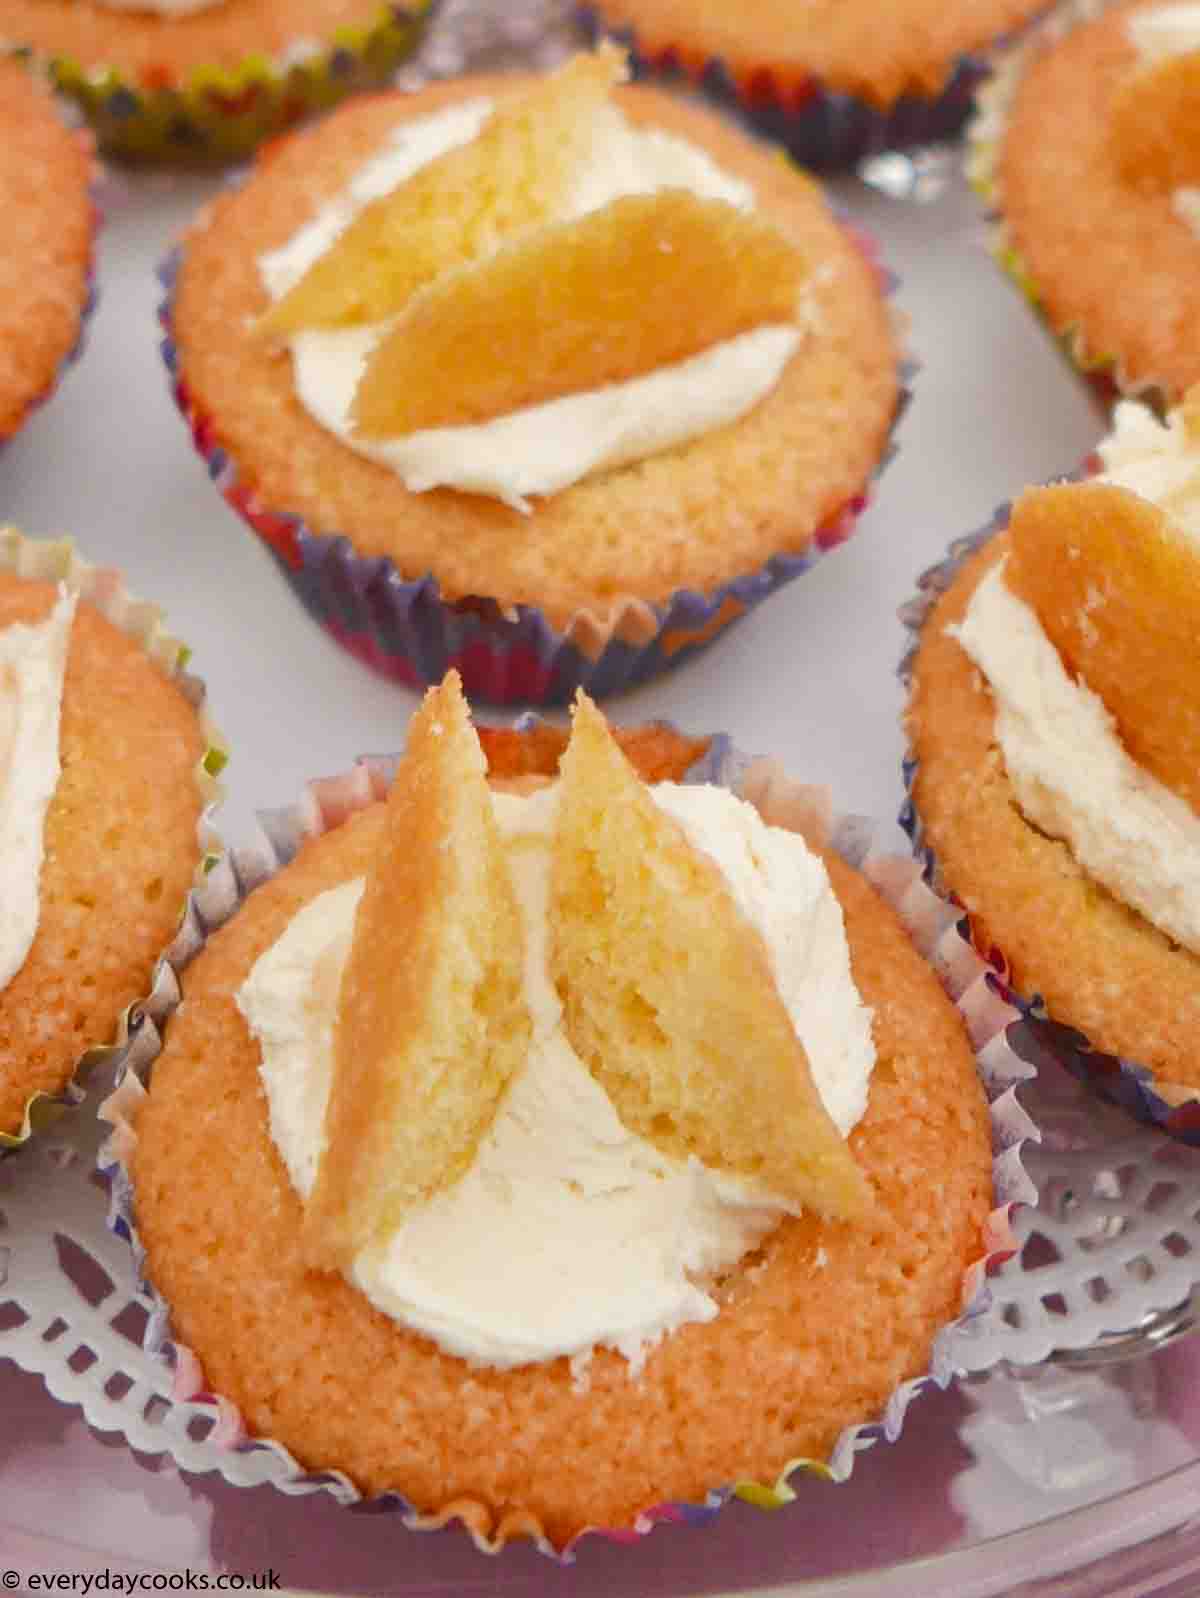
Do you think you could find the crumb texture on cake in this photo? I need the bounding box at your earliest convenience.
[263,47,625,335]
[132,724,991,1545]
[303,674,530,1269]
[1007,479,1200,817]
[999,0,1200,399]
[171,77,899,626]
[0,60,93,440]
[0,573,205,1137]
[551,697,869,1218]
[590,0,1048,106]
[908,533,1200,1084]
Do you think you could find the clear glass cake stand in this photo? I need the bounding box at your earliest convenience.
[5,3,1200,1593]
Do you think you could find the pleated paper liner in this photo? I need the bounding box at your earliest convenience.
[965,0,1173,416]
[158,233,913,706]
[898,506,1200,1143]
[97,729,1035,1559]
[0,527,225,1155]
[9,1,435,165]
[577,4,1045,174]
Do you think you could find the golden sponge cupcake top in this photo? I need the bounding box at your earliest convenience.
[0,59,94,441]
[256,48,811,510]
[236,678,877,1370]
[0,552,209,1142]
[980,0,1200,399]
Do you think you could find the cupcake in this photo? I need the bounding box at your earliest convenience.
[161,47,905,704]
[969,0,1200,407]
[105,675,1017,1555]
[903,387,1200,1135]
[0,59,96,443]
[0,528,220,1150]
[580,0,1050,172]
[0,0,434,163]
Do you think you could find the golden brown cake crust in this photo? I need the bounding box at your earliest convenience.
[907,534,1200,1087]
[592,0,1047,106]
[0,573,207,1137]
[170,77,901,630]
[132,729,992,1546]
[0,60,93,440]
[997,0,1200,400]
[0,1,400,81]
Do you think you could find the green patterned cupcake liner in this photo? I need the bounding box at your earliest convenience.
[10,1,435,163]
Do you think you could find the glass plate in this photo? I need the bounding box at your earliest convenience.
[4,2,1196,1594]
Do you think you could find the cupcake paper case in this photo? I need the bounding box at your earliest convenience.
[159,75,911,706]
[1,0,436,163]
[967,0,1200,411]
[578,0,1051,173]
[0,58,98,443]
[96,726,1035,1560]
[899,507,1200,1145]
[0,527,225,1154]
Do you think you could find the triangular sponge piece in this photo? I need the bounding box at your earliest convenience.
[303,673,531,1270]
[1007,477,1200,816]
[261,45,626,335]
[550,696,871,1221]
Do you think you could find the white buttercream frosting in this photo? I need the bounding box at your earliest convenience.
[239,781,873,1371]
[1175,187,1200,239]
[258,98,803,511]
[953,559,1200,953]
[1097,397,1200,538]
[1127,3,1200,65]
[0,588,76,993]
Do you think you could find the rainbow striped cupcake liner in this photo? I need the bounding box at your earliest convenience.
[0,527,225,1157]
[898,509,1200,1144]
[578,5,1037,173]
[98,729,1036,1559]
[11,1,434,164]
[158,231,912,706]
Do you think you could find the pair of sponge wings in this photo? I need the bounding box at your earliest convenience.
[302,677,870,1271]
[260,46,806,439]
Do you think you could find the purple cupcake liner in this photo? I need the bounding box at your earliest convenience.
[97,727,1035,1559]
[897,504,1200,1145]
[158,208,912,705]
[576,4,1045,173]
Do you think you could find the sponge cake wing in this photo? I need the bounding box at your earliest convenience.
[303,673,531,1270]
[551,696,871,1221]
